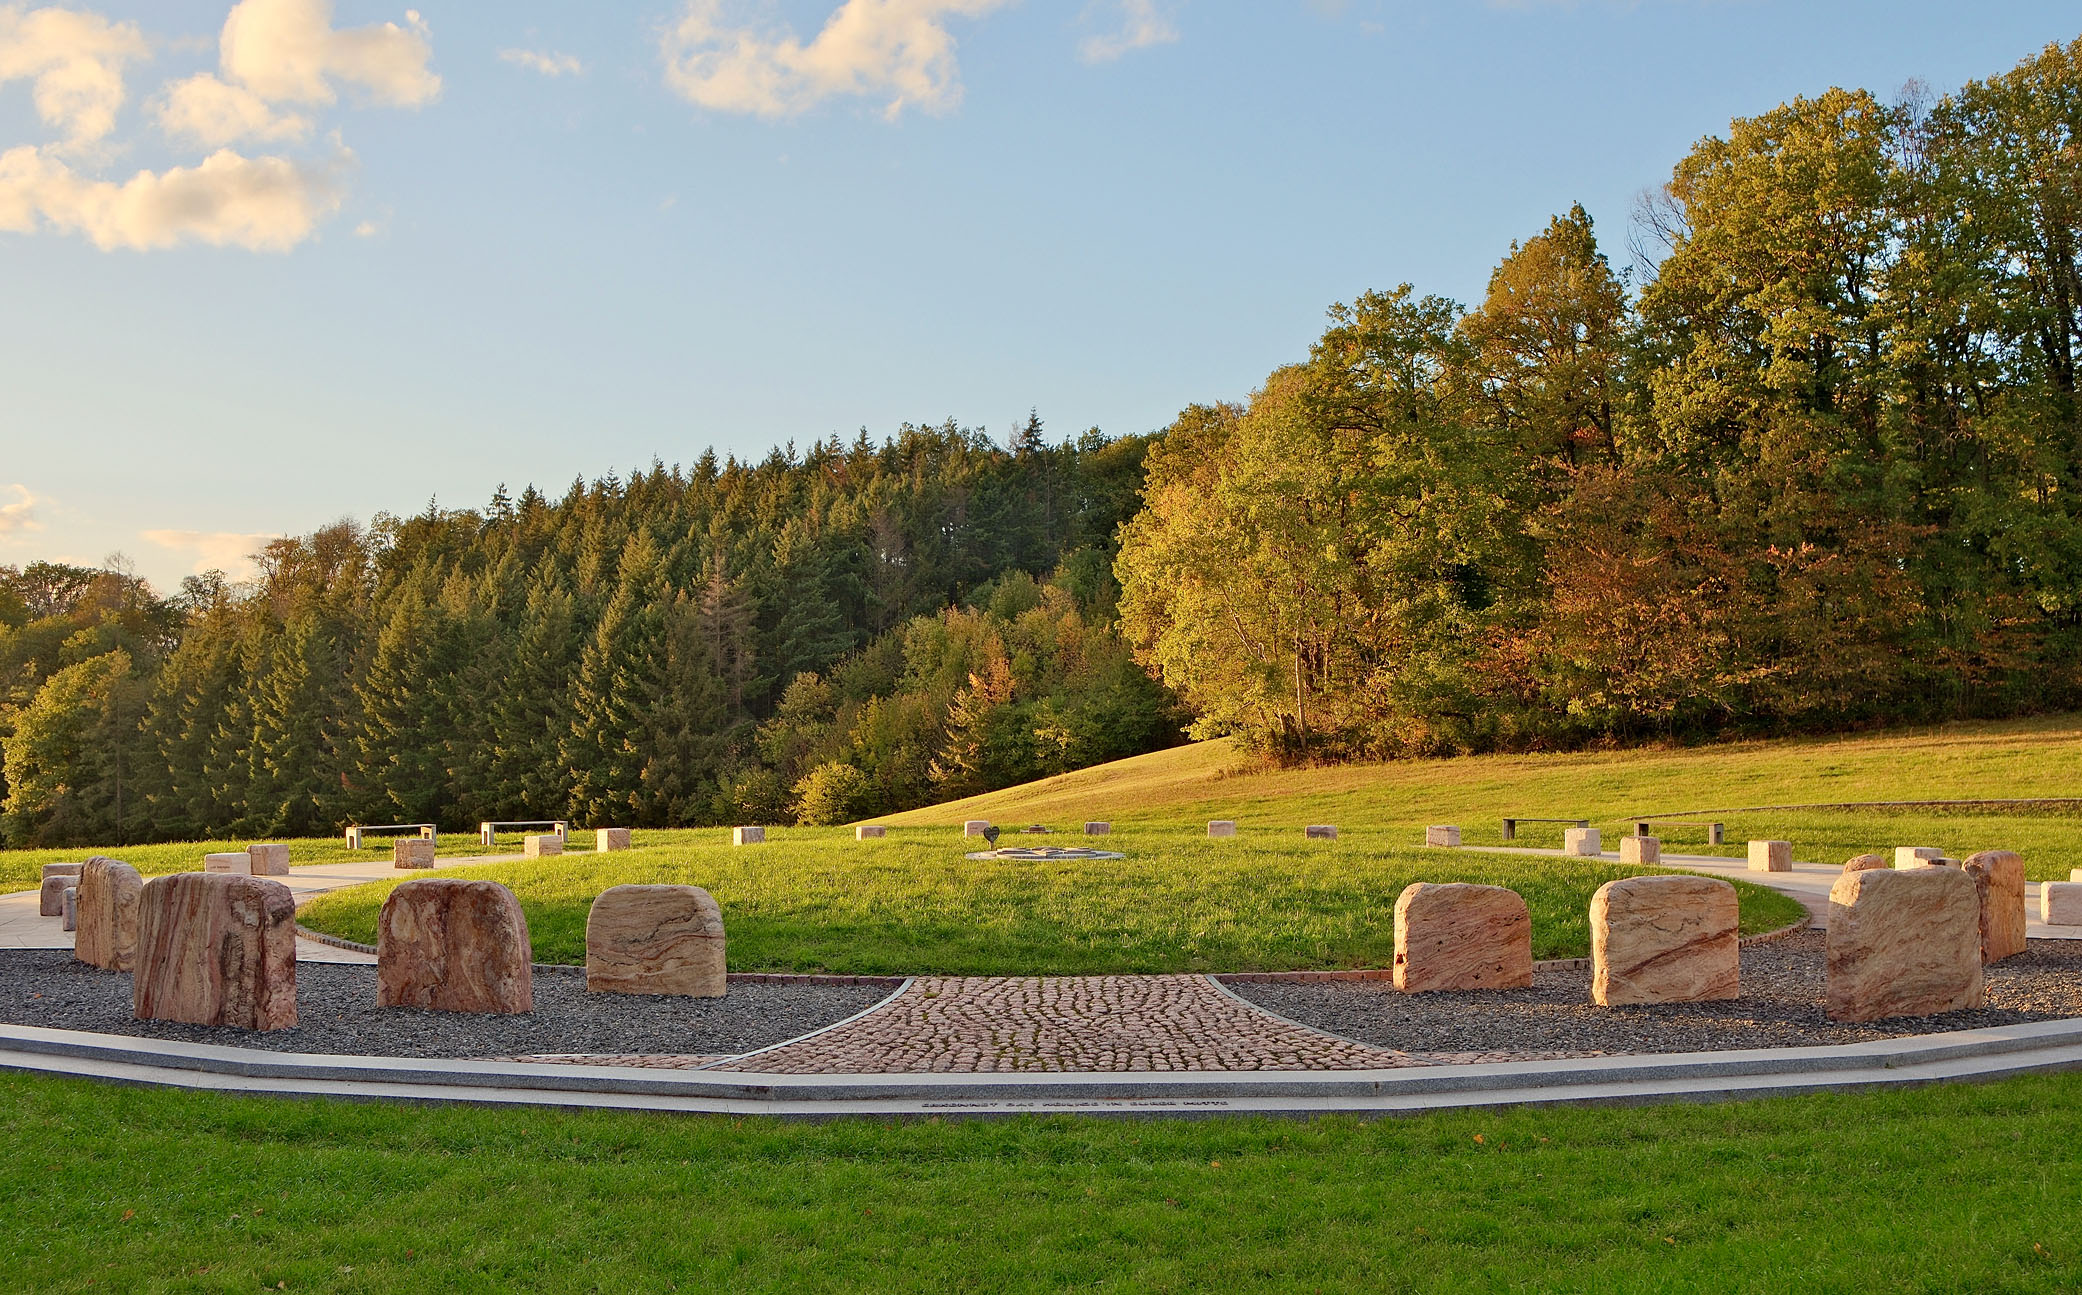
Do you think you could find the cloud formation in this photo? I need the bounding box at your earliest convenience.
[499,47,582,78]
[0,4,148,150]
[156,72,311,147]
[1081,0,1179,63]
[0,143,347,251]
[0,483,43,537]
[661,0,1011,119]
[220,0,438,107]
[141,528,277,579]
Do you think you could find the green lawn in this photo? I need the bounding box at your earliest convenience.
[0,833,534,895]
[290,827,1806,974]
[3,1069,2079,1292]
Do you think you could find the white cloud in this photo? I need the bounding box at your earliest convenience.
[0,142,349,251]
[141,528,277,579]
[661,0,1011,120]
[499,47,582,78]
[156,72,311,148]
[220,0,439,107]
[1080,0,1178,63]
[0,4,149,150]
[0,483,43,537]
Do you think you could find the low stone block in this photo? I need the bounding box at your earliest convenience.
[1894,845,1945,869]
[1591,874,1739,1006]
[1826,866,1983,1022]
[856,825,888,840]
[246,843,290,876]
[133,873,297,1031]
[393,837,436,869]
[585,884,726,998]
[41,862,82,881]
[2072,868,2082,883]
[1425,825,1460,848]
[203,852,251,875]
[596,827,632,852]
[1208,821,1238,838]
[1305,825,1338,840]
[377,878,533,1014]
[2042,882,2082,926]
[732,826,765,846]
[59,884,77,932]
[1619,835,1661,866]
[1564,827,1602,857]
[1747,840,1792,872]
[963,820,992,838]
[1842,853,1890,874]
[39,876,71,916]
[524,833,564,859]
[1393,882,1533,992]
[1084,822,1110,836]
[1961,850,2027,963]
[74,857,142,971]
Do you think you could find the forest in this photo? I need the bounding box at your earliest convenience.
[6,34,2082,845]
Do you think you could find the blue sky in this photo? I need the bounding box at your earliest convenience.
[2,0,2075,590]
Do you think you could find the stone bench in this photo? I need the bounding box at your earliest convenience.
[41,862,83,882]
[1630,819,1725,846]
[480,820,567,849]
[1500,816,1587,842]
[247,843,290,876]
[39,876,72,916]
[346,823,436,850]
[1962,850,2026,963]
[1894,846,1945,868]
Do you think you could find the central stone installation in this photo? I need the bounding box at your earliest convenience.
[377,878,534,1014]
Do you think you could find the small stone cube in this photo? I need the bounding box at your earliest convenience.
[855,825,887,839]
[1425,825,1460,847]
[1748,840,1792,872]
[733,826,766,846]
[1208,821,1237,838]
[596,827,633,852]
[2041,882,2082,926]
[247,843,290,876]
[393,837,437,869]
[1305,825,1337,840]
[1084,822,1110,836]
[59,884,78,932]
[1894,846,1945,869]
[1620,835,1661,866]
[524,834,564,858]
[962,820,992,838]
[203,852,251,875]
[1564,827,1602,857]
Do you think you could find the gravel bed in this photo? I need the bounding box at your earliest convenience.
[1227,933,2082,1055]
[0,950,894,1059]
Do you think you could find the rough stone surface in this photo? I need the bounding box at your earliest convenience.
[202,852,250,875]
[1305,825,1338,840]
[596,827,632,852]
[1895,846,1945,869]
[1826,866,1983,1022]
[2042,882,2082,926]
[38,876,71,916]
[1393,883,1533,993]
[1208,821,1238,838]
[963,820,991,838]
[1564,827,1602,857]
[733,826,766,846]
[59,885,77,932]
[1084,822,1111,836]
[585,884,726,998]
[855,825,887,840]
[393,838,436,869]
[1590,875,1739,1006]
[1619,835,1662,866]
[246,843,290,876]
[1842,853,1890,874]
[524,833,564,859]
[41,863,82,881]
[1425,825,1461,847]
[73,857,142,972]
[1962,850,2027,963]
[378,879,533,1014]
[1748,840,1792,872]
[132,873,297,1032]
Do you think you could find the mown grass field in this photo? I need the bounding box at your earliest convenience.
[4,1068,2080,1293]
[291,828,1806,973]
[0,833,519,895]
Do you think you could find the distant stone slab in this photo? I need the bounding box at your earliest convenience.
[1564,827,1602,857]
[393,838,436,869]
[596,827,632,852]
[246,843,290,876]
[1591,875,1739,1006]
[1961,850,2027,963]
[963,820,991,838]
[1842,853,1889,874]
[377,878,533,1015]
[524,834,564,859]
[856,825,887,840]
[202,852,250,875]
[1393,882,1532,993]
[1747,840,1792,873]
[1208,821,1237,838]
[74,856,142,972]
[40,862,82,881]
[2042,882,2082,926]
[1826,865,1982,1022]
[1305,825,1338,840]
[59,884,77,931]
[585,884,726,998]
[732,826,765,846]
[38,876,71,916]
[1619,835,1661,866]
[1894,846,1945,869]
[1425,825,1460,848]
[1084,822,1110,836]
[133,873,297,1032]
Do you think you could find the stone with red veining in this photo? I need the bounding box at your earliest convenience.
[1393,882,1533,993]
[74,856,142,971]
[1590,874,1738,1006]
[585,884,726,998]
[133,873,297,1031]
[392,838,436,869]
[378,878,533,1014]
[1961,850,2027,963]
[1826,865,1982,1022]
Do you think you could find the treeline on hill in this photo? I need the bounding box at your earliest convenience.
[0,424,1183,847]
[1120,36,2082,760]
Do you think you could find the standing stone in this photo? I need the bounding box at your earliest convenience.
[59,884,78,932]
[38,876,72,916]
[1591,875,1740,1006]
[963,820,992,838]
[1425,825,1461,847]
[2041,882,2082,925]
[133,874,297,1031]
[732,826,766,846]
[1747,840,1792,873]
[856,825,888,840]
[202,852,251,876]
[1826,866,1983,1022]
[377,878,533,1014]
[596,827,633,852]
[1393,882,1533,992]
[1084,822,1111,836]
[1619,835,1661,866]
[1208,821,1238,838]
[1843,853,1890,874]
[40,862,83,882]
[524,834,564,859]
[74,857,142,971]
[1564,827,1602,857]
[1961,850,2027,963]
[246,843,290,876]
[585,884,727,997]
[1894,846,1945,869]
[1305,825,1338,840]
[393,837,436,869]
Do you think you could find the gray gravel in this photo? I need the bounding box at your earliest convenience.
[0,950,894,1059]
[1228,933,2082,1055]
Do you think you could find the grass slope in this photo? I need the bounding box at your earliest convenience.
[0,835,520,896]
[293,828,1806,974]
[4,1070,2079,1293]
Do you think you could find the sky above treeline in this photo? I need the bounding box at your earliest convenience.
[2,0,2075,591]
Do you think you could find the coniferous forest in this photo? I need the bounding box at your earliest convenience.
[8,35,2082,845]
